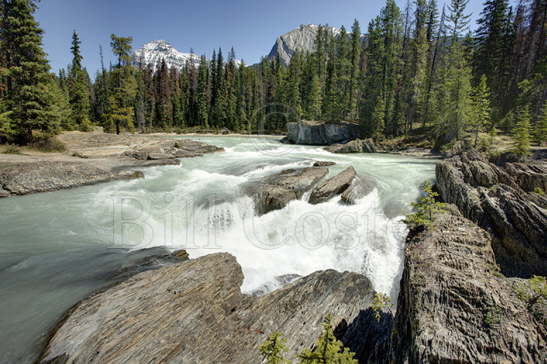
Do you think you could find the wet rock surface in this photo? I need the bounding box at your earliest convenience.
[309,166,357,204]
[40,253,388,364]
[436,150,547,276]
[247,167,328,215]
[390,211,546,364]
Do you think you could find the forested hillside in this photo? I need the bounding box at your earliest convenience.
[0,0,546,150]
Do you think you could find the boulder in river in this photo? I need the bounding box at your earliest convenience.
[325,139,378,153]
[40,253,389,364]
[309,166,357,204]
[313,160,336,167]
[340,176,375,205]
[285,120,362,145]
[436,150,547,276]
[390,211,546,363]
[249,167,328,215]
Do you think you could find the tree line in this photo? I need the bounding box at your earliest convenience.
[0,0,546,150]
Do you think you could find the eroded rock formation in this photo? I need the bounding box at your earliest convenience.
[40,253,389,364]
[390,211,546,363]
[436,150,547,276]
[285,120,363,145]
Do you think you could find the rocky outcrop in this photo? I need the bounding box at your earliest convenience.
[436,150,547,276]
[390,211,546,363]
[40,253,389,364]
[248,167,328,215]
[268,24,342,66]
[285,120,363,145]
[325,138,378,153]
[122,139,224,160]
[0,161,145,197]
[309,167,357,204]
[503,162,547,192]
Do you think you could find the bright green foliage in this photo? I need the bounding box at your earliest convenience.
[469,74,492,145]
[512,105,531,157]
[405,181,446,228]
[534,103,547,146]
[260,332,290,364]
[298,315,357,364]
[372,292,392,321]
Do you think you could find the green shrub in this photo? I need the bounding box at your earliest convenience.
[372,293,392,322]
[31,132,66,152]
[4,144,21,154]
[484,306,502,328]
[260,315,358,364]
[404,181,447,229]
[533,187,545,195]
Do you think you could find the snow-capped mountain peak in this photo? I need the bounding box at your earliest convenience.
[134,40,200,71]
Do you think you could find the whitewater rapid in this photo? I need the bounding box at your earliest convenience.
[0,136,436,363]
[89,136,435,297]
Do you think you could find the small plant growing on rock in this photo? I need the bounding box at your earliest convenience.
[260,332,290,364]
[371,293,392,322]
[533,187,545,196]
[298,315,358,364]
[404,181,446,229]
[484,305,502,328]
[260,315,358,364]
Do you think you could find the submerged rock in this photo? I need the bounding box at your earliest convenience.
[390,211,546,363]
[309,167,357,204]
[40,253,388,364]
[436,150,547,276]
[313,160,336,167]
[286,120,362,145]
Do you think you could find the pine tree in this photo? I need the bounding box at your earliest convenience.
[260,332,290,364]
[306,73,322,120]
[348,20,362,121]
[469,74,491,145]
[68,31,92,131]
[108,34,137,134]
[196,55,210,128]
[405,181,446,228]
[512,105,531,157]
[534,103,547,146]
[1,0,63,144]
[298,315,358,364]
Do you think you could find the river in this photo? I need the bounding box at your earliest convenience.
[0,136,436,363]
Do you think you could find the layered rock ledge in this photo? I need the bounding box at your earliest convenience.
[390,211,546,363]
[436,150,547,276]
[40,253,390,364]
[0,132,223,197]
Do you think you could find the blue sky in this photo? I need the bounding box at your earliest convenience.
[36,0,487,75]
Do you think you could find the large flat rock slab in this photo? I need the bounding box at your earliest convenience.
[40,253,387,364]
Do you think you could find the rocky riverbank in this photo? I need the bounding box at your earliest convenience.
[0,131,223,197]
[436,150,547,276]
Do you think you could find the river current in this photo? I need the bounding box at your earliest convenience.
[0,136,436,363]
